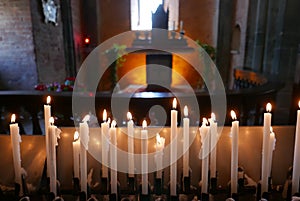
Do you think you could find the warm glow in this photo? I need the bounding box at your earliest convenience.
[11,114,16,123]
[270,127,273,133]
[298,100,300,108]
[111,120,117,128]
[211,113,216,121]
[46,96,51,104]
[103,109,107,122]
[172,98,177,109]
[202,118,208,126]
[184,105,188,117]
[84,37,90,44]
[231,110,237,120]
[74,131,79,141]
[82,114,90,122]
[156,133,162,144]
[49,117,54,125]
[127,112,132,121]
[266,103,272,112]
[142,120,147,129]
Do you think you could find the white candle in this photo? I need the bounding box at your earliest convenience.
[110,120,118,194]
[200,118,209,194]
[79,115,90,195]
[44,96,51,177]
[230,111,239,194]
[183,106,190,178]
[101,110,109,178]
[170,98,178,196]
[48,117,61,196]
[292,101,300,194]
[73,131,80,178]
[9,114,23,196]
[155,133,165,179]
[127,112,135,177]
[268,127,276,177]
[209,113,218,178]
[141,120,148,194]
[262,103,272,194]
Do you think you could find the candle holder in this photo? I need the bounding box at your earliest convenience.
[46,192,55,201]
[127,174,136,195]
[201,193,209,201]
[108,182,120,201]
[154,171,164,195]
[139,182,151,199]
[14,182,21,197]
[182,176,191,194]
[109,193,118,201]
[231,193,239,201]
[72,177,80,195]
[210,172,218,195]
[100,177,108,195]
[79,191,87,201]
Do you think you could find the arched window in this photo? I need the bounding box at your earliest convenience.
[130,0,179,30]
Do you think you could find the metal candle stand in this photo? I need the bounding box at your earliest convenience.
[138,182,151,201]
[127,174,136,195]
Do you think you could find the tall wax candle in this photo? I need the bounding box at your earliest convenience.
[209,113,218,178]
[127,112,135,177]
[48,117,61,196]
[155,133,165,179]
[292,101,300,194]
[110,120,118,194]
[73,131,80,178]
[183,105,190,177]
[141,120,148,194]
[10,114,23,195]
[44,96,51,177]
[200,118,209,194]
[230,111,239,194]
[101,110,109,178]
[170,98,178,196]
[79,115,90,195]
[262,103,272,194]
[268,127,276,177]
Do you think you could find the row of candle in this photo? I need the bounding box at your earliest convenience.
[8,97,300,198]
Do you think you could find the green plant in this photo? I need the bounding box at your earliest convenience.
[196,40,216,61]
[105,44,127,89]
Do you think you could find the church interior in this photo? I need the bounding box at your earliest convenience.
[0,0,300,200]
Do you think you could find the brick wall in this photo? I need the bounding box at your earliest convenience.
[0,0,37,90]
[30,0,66,84]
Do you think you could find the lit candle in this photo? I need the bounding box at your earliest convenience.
[262,103,272,194]
[170,98,178,196]
[101,110,109,178]
[155,133,165,179]
[44,96,51,177]
[292,101,300,194]
[10,114,23,196]
[48,117,61,196]
[79,115,90,195]
[73,131,80,178]
[209,113,218,178]
[127,112,135,177]
[230,111,239,194]
[183,105,190,178]
[141,120,148,194]
[199,118,209,194]
[110,120,118,194]
[268,127,276,177]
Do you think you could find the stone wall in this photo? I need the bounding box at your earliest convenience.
[0,0,37,89]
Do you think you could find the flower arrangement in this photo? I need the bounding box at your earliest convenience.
[35,77,75,92]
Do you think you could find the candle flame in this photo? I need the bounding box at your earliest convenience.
[74,131,79,141]
[46,96,51,104]
[270,126,273,133]
[107,117,111,124]
[127,112,132,121]
[103,109,107,122]
[202,118,208,126]
[231,110,237,120]
[156,133,162,144]
[11,114,16,123]
[82,114,90,122]
[172,98,177,109]
[49,117,54,125]
[184,105,188,117]
[142,120,147,129]
[211,113,216,121]
[111,120,116,128]
[266,103,272,112]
